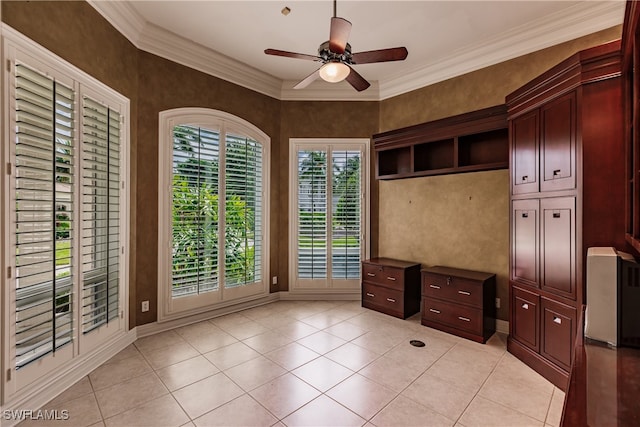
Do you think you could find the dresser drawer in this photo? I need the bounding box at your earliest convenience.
[422,297,483,335]
[362,282,405,317]
[363,263,404,291]
[422,273,483,308]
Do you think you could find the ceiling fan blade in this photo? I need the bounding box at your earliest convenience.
[294,68,322,89]
[351,47,408,64]
[329,17,352,54]
[345,66,370,92]
[264,48,321,62]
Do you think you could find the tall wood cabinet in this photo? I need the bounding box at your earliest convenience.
[507,41,626,390]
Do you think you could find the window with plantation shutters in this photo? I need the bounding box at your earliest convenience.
[225,134,263,288]
[81,97,121,333]
[289,140,369,291]
[4,32,129,393]
[171,125,220,298]
[159,109,269,319]
[14,64,75,369]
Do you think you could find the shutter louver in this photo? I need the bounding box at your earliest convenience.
[331,150,361,279]
[297,150,328,279]
[171,125,220,297]
[81,97,121,333]
[14,64,74,368]
[224,134,262,287]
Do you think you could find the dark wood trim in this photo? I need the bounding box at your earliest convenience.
[507,336,569,390]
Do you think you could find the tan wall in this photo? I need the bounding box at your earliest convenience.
[378,26,622,320]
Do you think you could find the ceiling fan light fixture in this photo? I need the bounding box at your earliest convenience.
[319,61,350,83]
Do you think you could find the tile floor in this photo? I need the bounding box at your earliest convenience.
[18,300,565,427]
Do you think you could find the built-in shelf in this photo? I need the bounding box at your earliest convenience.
[373,105,508,180]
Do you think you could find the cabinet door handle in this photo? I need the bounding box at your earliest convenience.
[553,212,561,218]
[522,212,529,218]
[366,293,375,298]
[522,303,529,309]
[521,175,528,182]
[458,290,471,296]
[429,284,441,289]
[386,298,396,303]
[367,272,376,277]
[387,276,396,281]
[553,169,561,177]
[446,277,452,286]
[458,316,471,322]
[429,308,441,314]
[553,316,562,325]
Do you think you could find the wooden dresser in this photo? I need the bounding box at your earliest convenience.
[361,258,421,319]
[421,266,496,343]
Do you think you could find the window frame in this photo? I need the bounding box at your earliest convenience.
[288,138,370,293]
[157,108,270,322]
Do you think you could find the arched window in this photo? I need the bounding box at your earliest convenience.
[158,109,270,320]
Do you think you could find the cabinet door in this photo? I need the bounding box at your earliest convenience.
[511,110,539,194]
[540,92,576,192]
[511,285,540,352]
[512,199,539,287]
[541,297,576,371]
[541,197,576,299]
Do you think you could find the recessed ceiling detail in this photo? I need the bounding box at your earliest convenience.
[88,1,624,102]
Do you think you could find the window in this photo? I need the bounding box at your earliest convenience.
[289,139,369,292]
[3,30,129,394]
[158,109,269,320]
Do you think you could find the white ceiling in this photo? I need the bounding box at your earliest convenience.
[89,0,625,101]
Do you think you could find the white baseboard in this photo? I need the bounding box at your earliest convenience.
[2,329,136,427]
[278,291,360,301]
[496,319,509,335]
[136,293,280,338]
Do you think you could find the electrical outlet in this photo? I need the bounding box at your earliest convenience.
[141,300,149,312]
[495,298,501,309]
[272,276,278,285]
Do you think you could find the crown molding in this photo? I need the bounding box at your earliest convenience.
[89,1,624,102]
[379,1,624,100]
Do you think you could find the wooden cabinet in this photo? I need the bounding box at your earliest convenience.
[507,40,626,390]
[361,258,420,319]
[421,266,496,343]
[373,105,508,180]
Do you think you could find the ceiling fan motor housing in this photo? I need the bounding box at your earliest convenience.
[318,41,353,64]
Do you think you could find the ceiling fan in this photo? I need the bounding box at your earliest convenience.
[264,0,408,92]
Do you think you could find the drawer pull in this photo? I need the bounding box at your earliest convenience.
[386,298,396,303]
[522,303,529,310]
[458,316,471,322]
[553,316,562,325]
[522,212,528,218]
[553,169,561,177]
[387,276,397,281]
[366,293,375,298]
[429,284,441,289]
[553,212,561,218]
[367,272,376,277]
[522,175,528,182]
[446,277,452,286]
[429,308,441,314]
[458,290,471,296]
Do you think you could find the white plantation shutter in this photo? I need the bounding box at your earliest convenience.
[297,150,328,279]
[14,64,75,368]
[81,97,121,332]
[331,150,361,279]
[171,125,220,297]
[224,134,263,287]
